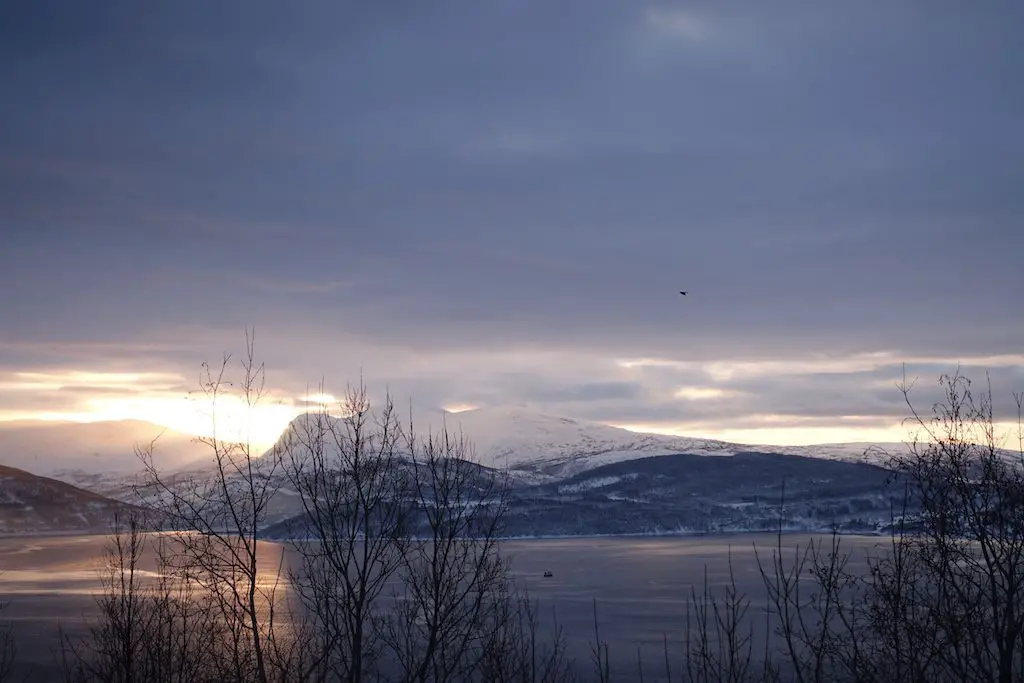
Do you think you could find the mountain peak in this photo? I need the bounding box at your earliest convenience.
[434,405,736,475]
[262,404,907,480]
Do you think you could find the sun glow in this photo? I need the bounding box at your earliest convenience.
[301,392,339,405]
[3,395,302,453]
[81,395,302,451]
[0,368,310,451]
[443,403,479,414]
[0,370,183,393]
[673,386,737,400]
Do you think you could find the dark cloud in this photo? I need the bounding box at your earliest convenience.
[468,377,646,405]
[1,1,1022,440]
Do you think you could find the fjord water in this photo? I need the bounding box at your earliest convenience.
[0,533,887,680]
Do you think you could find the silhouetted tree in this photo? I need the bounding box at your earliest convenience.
[281,383,410,683]
[134,332,304,683]
[58,511,225,683]
[382,420,512,683]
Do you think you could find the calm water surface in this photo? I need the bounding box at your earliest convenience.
[0,533,890,681]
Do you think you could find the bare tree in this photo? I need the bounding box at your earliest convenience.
[134,332,299,683]
[684,555,757,683]
[748,367,1024,683]
[60,512,151,683]
[857,511,945,683]
[282,385,577,683]
[753,527,870,683]
[571,363,1024,683]
[58,511,226,683]
[80,343,1021,682]
[880,368,1024,683]
[477,588,576,683]
[384,420,513,683]
[0,584,15,683]
[282,383,410,683]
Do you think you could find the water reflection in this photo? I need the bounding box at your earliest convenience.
[0,532,888,677]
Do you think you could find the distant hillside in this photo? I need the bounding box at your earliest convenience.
[4,408,934,540]
[498,451,904,537]
[0,464,141,535]
[262,451,908,540]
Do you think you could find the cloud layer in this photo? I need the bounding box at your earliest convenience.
[1,1,1021,445]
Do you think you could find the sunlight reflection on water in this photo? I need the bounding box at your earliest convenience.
[0,532,889,678]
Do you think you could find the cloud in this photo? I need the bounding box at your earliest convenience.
[1,337,1021,447]
[1,1,1022,445]
[0,368,186,418]
[673,386,739,400]
[231,275,356,295]
[643,7,711,43]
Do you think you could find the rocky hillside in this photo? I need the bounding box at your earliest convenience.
[0,464,140,535]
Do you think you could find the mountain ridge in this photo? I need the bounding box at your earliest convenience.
[0,410,914,483]
[0,463,141,535]
[2,407,1007,538]
[264,406,902,481]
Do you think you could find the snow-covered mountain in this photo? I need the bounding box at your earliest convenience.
[436,407,898,479]
[0,407,954,537]
[443,407,737,472]
[1,409,906,487]
[24,408,905,498]
[763,442,905,466]
[265,406,832,481]
[5,406,1018,538]
[491,451,904,538]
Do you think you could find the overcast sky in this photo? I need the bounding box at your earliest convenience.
[1,0,1022,446]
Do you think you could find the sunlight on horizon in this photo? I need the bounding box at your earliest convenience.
[95,395,304,450]
[613,421,911,446]
[4,362,1022,451]
[3,405,1021,450]
[673,386,738,400]
[0,397,303,452]
[443,403,480,413]
[614,420,1024,447]
[300,392,339,405]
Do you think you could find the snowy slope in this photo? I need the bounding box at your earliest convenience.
[762,442,904,465]
[440,408,910,470]
[265,406,901,479]
[441,407,741,478]
[11,406,989,501]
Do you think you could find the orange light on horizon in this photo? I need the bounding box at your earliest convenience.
[443,403,479,414]
[672,386,738,400]
[0,395,302,452]
[300,392,339,405]
[89,395,303,450]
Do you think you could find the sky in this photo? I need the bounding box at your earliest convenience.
[1,0,1022,450]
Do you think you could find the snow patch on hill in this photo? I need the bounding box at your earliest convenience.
[442,407,738,470]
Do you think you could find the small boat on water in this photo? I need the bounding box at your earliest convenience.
[543,570,553,577]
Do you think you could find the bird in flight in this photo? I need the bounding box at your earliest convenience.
[679,291,687,296]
